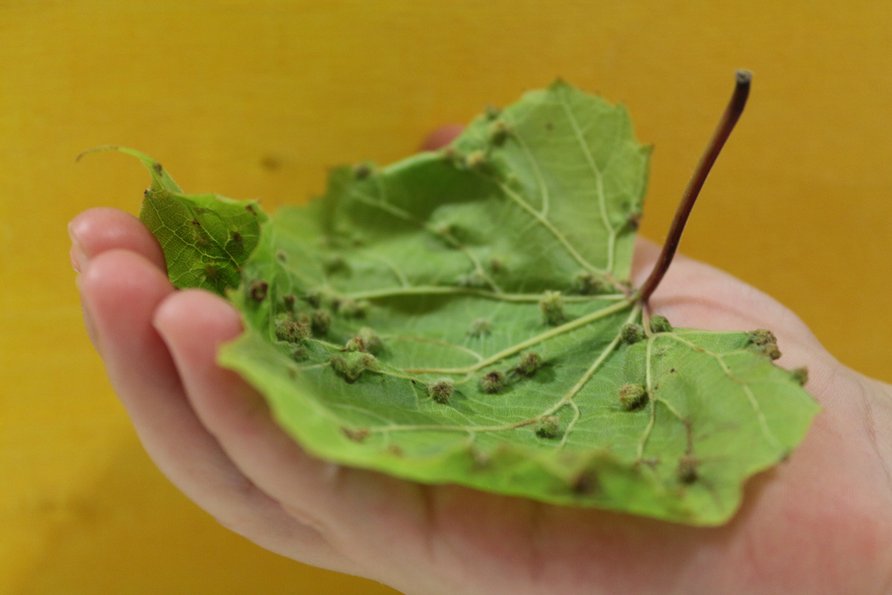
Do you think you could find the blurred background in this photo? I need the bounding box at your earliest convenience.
[2,1,890,593]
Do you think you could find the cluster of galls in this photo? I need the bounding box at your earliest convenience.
[344,327,383,355]
[269,282,379,375]
[274,302,331,337]
[439,110,513,175]
[330,352,377,383]
[274,304,332,362]
[331,327,384,382]
[333,297,371,319]
[572,272,609,295]
[478,351,544,394]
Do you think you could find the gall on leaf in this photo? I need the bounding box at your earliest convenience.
[513,352,543,377]
[330,352,376,383]
[535,415,561,439]
[468,318,493,338]
[538,291,565,326]
[428,379,455,404]
[618,383,648,411]
[621,323,645,344]
[748,329,782,360]
[479,370,506,394]
[649,314,673,333]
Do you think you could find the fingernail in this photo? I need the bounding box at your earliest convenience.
[68,220,87,273]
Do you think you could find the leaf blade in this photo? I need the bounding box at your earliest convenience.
[131,82,818,525]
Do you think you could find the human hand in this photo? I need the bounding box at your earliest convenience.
[70,129,892,594]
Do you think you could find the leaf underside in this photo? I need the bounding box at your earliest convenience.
[127,82,818,525]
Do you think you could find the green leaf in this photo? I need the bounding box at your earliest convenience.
[89,146,267,295]
[130,82,818,525]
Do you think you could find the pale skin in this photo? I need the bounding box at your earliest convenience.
[70,128,892,594]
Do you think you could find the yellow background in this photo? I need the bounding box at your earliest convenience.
[3,1,891,593]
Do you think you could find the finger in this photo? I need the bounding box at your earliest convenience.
[421,125,463,150]
[69,208,166,273]
[152,290,344,511]
[153,290,434,582]
[78,249,346,570]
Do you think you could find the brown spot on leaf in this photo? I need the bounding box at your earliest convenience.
[353,162,372,180]
[249,280,269,302]
[570,471,599,496]
[677,455,699,485]
[342,427,369,443]
[470,448,491,469]
[748,329,782,360]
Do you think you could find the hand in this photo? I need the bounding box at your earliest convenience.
[70,129,892,595]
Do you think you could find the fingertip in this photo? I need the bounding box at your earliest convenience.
[152,289,276,448]
[79,248,171,306]
[76,248,179,392]
[420,125,464,150]
[69,207,166,272]
[153,289,243,347]
[152,289,249,398]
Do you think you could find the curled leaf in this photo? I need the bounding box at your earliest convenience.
[121,82,818,525]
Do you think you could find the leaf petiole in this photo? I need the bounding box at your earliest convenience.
[637,70,751,304]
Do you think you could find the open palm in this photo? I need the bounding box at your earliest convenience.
[71,132,892,594]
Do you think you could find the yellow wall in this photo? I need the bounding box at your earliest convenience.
[3,1,890,593]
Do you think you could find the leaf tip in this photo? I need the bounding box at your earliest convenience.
[75,144,121,163]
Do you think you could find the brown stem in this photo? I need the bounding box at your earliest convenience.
[637,70,752,304]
